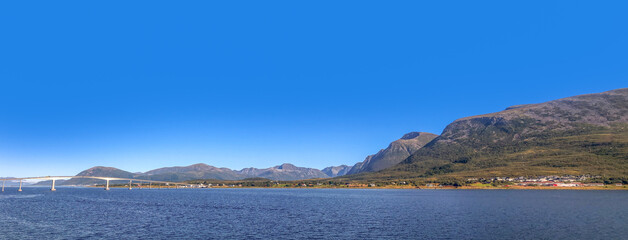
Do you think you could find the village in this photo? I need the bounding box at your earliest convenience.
[178,174,626,189]
[467,175,624,187]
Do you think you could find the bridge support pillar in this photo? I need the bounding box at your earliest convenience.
[105,179,110,191]
[2,180,4,192]
[18,180,22,192]
[129,180,132,190]
[149,182,151,189]
[51,179,56,191]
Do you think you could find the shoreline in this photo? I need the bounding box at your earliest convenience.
[95,186,627,190]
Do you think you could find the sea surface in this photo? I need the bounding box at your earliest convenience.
[0,188,626,239]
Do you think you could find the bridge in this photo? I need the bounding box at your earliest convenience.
[0,176,185,192]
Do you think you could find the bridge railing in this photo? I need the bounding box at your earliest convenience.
[0,176,185,192]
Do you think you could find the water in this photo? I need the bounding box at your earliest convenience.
[0,188,626,239]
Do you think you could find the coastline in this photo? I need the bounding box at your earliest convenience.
[137,185,628,190]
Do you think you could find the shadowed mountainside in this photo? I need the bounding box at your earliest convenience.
[322,165,353,177]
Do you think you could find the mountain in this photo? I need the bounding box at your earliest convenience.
[51,163,335,185]
[62,166,136,186]
[141,163,329,181]
[141,163,242,181]
[347,132,438,175]
[322,165,353,177]
[355,88,628,180]
[237,163,329,181]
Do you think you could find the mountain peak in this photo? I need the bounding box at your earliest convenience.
[189,163,210,167]
[322,165,353,177]
[399,132,438,140]
[62,166,136,186]
[143,163,223,176]
[78,166,129,176]
[236,164,329,181]
[400,132,421,139]
[347,131,439,175]
[84,166,118,171]
[277,163,297,170]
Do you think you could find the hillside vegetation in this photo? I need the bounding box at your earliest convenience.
[343,88,628,182]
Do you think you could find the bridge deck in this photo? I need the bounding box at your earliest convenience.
[0,176,184,186]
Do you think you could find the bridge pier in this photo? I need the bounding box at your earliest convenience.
[0,176,179,192]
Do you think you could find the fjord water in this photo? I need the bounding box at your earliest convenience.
[0,188,626,239]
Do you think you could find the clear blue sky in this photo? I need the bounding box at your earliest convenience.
[1,1,626,177]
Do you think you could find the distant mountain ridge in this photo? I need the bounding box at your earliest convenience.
[142,163,242,181]
[322,165,352,177]
[236,163,329,181]
[54,130,443,185]
[59,163,339,185]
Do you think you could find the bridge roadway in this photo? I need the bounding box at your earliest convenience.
[0,176,184,192]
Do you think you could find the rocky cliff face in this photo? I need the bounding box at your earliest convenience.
[347,132,438,175]
[322,165,352,177]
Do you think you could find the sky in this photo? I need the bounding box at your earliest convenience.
[0,1,627,177]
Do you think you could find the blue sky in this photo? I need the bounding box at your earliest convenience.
[1,1,627,177]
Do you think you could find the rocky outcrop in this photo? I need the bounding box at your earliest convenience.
[347,132,438,174]
[322,165,353,177]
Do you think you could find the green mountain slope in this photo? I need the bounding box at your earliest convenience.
[349,88,628,181]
